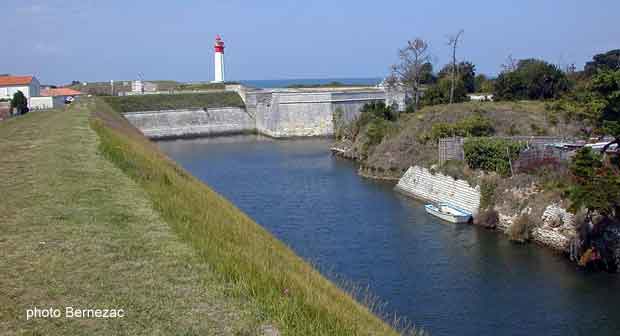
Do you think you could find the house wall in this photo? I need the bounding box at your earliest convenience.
[0,85,31,100]
[0,77,41,108]
[30,96,64,110]
[0,102,10,120]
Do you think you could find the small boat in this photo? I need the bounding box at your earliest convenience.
[424,202,472,223]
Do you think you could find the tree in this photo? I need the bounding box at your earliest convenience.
[421,76,468,105]
[474,74,494,93]
[569,148,620,217]
[584,49,620,77]
[576,70,620,153]
[10,91,28,115]
[447,30,464,104]
[439,61,476,93]
[493,58,569,100]
[419,62,437,85]
[389,38,432,110]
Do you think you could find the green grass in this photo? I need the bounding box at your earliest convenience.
[174,83,230,91]
[356,100,584,171]
[102,92,245,113]
[90,98,412,335]
[0,103,262,335]
[286,81,374,89]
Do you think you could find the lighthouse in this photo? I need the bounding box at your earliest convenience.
[213,34,225,83]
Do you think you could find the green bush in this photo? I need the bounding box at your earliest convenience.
[430,115,495,141]
[464,138,526,176]
[493,58,569,101]
[480,177,498,209]
[360,101,398,122]
[11,91,29,115]
[365,119,390,147]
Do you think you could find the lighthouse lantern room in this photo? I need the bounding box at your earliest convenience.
[213,34,225,83]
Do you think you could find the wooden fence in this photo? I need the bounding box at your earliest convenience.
[513,146,574,173]
[438,136,572,165]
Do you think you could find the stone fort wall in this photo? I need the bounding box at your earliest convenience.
[123,107,254,139]
[125,88,391,139]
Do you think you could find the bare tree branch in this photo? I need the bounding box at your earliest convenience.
[389,38,432,110]
[447,29,464,104]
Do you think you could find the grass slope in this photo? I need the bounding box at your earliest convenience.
[0,103,261,335]
[90,98,408,335]
[103,92,244,113]
[357,101,583,171]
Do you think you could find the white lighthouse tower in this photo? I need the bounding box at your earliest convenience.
[213,34,225,83]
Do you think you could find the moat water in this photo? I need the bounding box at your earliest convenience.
[158,135,620,336]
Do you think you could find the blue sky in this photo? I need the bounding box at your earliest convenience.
[2,0,619,84]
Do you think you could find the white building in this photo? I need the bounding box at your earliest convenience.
[132,80,158,93]
[468,93,494,102]
[213,34,225,83]
[30,88,84,110]
[0,75,41,105]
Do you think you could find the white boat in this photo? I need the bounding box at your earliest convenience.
[424,203,472,223]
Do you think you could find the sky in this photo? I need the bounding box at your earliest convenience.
[2,0,619,85]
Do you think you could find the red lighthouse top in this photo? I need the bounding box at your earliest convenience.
[214,34,225,53]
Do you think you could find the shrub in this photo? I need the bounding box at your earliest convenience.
[480,178,498,209]
[430,115,495,141]
[474,208,499,229]
[464,138,526,176]
[438,160,468,181]
[11,90,29,115]
[509,214,536,242]
[494,59,569,101]
[360,101,397,122]
[365,119,390,147]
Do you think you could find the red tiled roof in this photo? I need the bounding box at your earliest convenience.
[0,75,34,86]
[41,88,83,97]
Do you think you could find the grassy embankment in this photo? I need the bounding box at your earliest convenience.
[103,92,245,112]
[0,102,261,335]
[341,100,583,174]
[91,98,409,335]
[1,99,410,334]
[286,81,375,89]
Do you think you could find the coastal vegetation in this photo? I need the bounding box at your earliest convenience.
[286,81,373,89]
[337,46,620,270]
[173,82,226,90]
[463,138,526,177]
[103,92,245,112]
